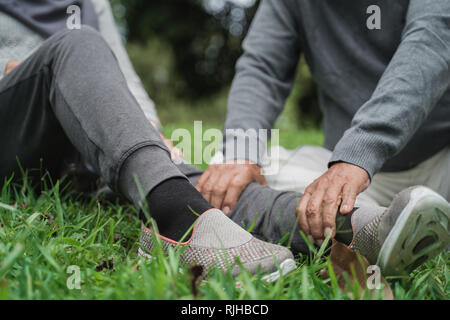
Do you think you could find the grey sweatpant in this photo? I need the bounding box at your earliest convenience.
[0,27,187,209]
[0,27,309,255]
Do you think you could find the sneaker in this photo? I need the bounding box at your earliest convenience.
[351,186,450,276]
[138,208,296,281]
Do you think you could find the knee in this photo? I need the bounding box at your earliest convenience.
[59,26,105,47]
[50,26,109,57]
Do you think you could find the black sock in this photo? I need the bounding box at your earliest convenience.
[142,177,213,241]
[334,207,358,246]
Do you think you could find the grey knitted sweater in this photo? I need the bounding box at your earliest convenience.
[223,0,450,178]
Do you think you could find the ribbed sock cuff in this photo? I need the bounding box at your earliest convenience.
[118,145,186,209]
[145,177,212,241]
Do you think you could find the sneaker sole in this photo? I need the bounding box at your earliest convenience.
[377,187,450,276]
[137,247,297,286]
[259,258,297,283]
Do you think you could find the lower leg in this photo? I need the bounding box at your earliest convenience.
[226,173,450,276]
[177,162,357,254]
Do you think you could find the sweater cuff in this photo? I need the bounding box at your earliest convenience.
[329,132,390,180]
[221,130,267,166]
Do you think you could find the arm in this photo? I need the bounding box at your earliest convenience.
[196,0,302,212]
[222,0,302,165]
[298,0,450,245]
[92,0,162,130]
[329,0,450,178]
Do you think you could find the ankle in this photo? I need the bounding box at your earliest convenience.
[144,177,212,241]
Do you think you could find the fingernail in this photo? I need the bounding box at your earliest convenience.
[342,205,349,212]
[307,235,314,244]
[324,227,332,237]
[223,206,230,215]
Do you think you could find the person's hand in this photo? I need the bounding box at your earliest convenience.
[196,160,267,215]
[296,162,370,245]
[4,60,20,75]
[149,119,184,162]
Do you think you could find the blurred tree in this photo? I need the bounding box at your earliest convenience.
[111,0,321,128]
[114,0,257,99]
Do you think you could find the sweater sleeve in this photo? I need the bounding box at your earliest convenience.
[0,58,8,77]
[329,0,450,178]
[222,0,302,165]
[92,0,162,130]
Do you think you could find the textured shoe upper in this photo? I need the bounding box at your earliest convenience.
[140,209,293,276]
[189,208,252,248]
[351,214,383,264]
[351,187,415,264]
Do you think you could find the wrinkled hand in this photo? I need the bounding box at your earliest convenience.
[196,160,266,215]
[4,60,20,75]
[296,162,370,245]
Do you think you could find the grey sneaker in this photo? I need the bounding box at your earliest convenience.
[138,208,296,282]
[351,186,450,276]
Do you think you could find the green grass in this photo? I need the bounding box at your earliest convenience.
[0,124,448,300]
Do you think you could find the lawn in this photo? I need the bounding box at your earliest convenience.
[0,123,448,300]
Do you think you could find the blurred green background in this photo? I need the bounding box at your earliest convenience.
[110,0,323,147]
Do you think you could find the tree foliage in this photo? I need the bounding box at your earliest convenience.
[116,0,258,98]
[113,0,321,127]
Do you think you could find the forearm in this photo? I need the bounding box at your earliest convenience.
[330,0,450,178]
[223,0,301,165]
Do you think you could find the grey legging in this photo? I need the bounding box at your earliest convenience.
[0,27,186,209]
